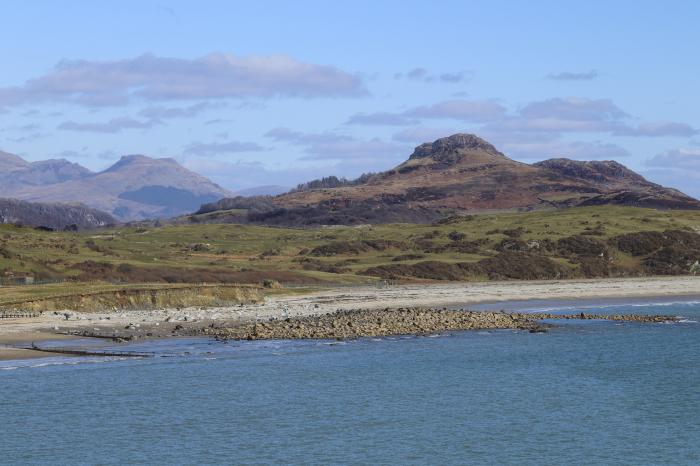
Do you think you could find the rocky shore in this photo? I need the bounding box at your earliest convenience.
[187,308,678,341]
[3,278,696,360]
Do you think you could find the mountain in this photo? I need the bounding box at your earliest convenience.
[0,150,30,172]
[0,152,232,221]
[0,198,115,230]
[194,133,700,226]
[0,158,92,191]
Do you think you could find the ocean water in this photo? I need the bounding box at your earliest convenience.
[2,299,700,465]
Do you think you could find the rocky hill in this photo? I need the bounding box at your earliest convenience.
[0,151,232,220]
[0,198,115,230]
[192,133,700,226]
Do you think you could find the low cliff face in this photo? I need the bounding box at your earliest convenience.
[0,198,115,230]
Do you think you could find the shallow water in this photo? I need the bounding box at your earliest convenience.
[2,299,700,465]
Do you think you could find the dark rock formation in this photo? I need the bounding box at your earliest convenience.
[0,198,115,230]
[409,133,504,161]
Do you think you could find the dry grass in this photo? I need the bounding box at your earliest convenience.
[0,283,262,312]
[1,205,699,285]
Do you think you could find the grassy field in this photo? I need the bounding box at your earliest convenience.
[1,206,699,288]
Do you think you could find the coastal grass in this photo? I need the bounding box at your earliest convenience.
[1,205,699,286]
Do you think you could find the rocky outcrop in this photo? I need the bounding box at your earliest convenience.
[534,158,648,184]
[409,133,504,160]
[0,198,115,230]
[364,253,570,281]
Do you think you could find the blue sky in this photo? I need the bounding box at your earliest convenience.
[1,0,699,195]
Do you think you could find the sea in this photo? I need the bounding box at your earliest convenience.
[2,297,700,465]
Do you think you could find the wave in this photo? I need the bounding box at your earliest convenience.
[0,356,130,372]
[519,299,700,314]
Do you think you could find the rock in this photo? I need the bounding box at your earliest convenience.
[189,308,677,341]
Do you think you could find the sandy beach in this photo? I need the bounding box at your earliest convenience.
[2,276,700,359]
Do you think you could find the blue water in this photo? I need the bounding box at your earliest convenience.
[3,299,700,465]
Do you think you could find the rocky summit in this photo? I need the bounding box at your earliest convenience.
[408,133,503,160]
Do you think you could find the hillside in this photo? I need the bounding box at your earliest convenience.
[1,206,700,285]
[196,133,700,226]
[0,198,115,230]
[0,151,232,221]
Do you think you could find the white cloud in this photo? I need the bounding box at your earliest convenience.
[300,139,406,161]
[647,148,700,169]
[0,53,366,109]
[406,99,507,122]
[265,127,407,161]
[392,127,458,143]
[518,97,628,121]
[183,140,265,156]
[614,122,698,137]
[57,117,158,133]
[265,127,353,145]
[642,148,700,198]
[503,140,630,160]
[394,67,472,83]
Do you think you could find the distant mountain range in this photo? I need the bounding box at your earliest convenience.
[3,133,698,228]
[194,133,700,226]
[0,151,232,220]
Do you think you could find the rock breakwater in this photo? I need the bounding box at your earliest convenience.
[193,308,679,341]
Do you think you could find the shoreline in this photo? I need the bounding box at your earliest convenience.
[2,276,700,361]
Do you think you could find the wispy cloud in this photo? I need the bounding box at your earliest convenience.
[502,140,630,160]
[346,112,419,126]
[183,140,265,156]
[348,99,506,127]
[394,67,472,83]
[546,70,599,81]
[265,127,353,145]
[265,127,407,161]
[392,126,458,144]
[647,147,700,169]
[57,117,158,133]
[484,97,629,134]
[7,132,47,143]
[138,102,219,120]
[519,97,627,121]
[614,122,698,137]
[406,99,507,122]
[643,148,700,197]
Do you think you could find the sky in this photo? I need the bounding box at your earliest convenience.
[1,0,699,196]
